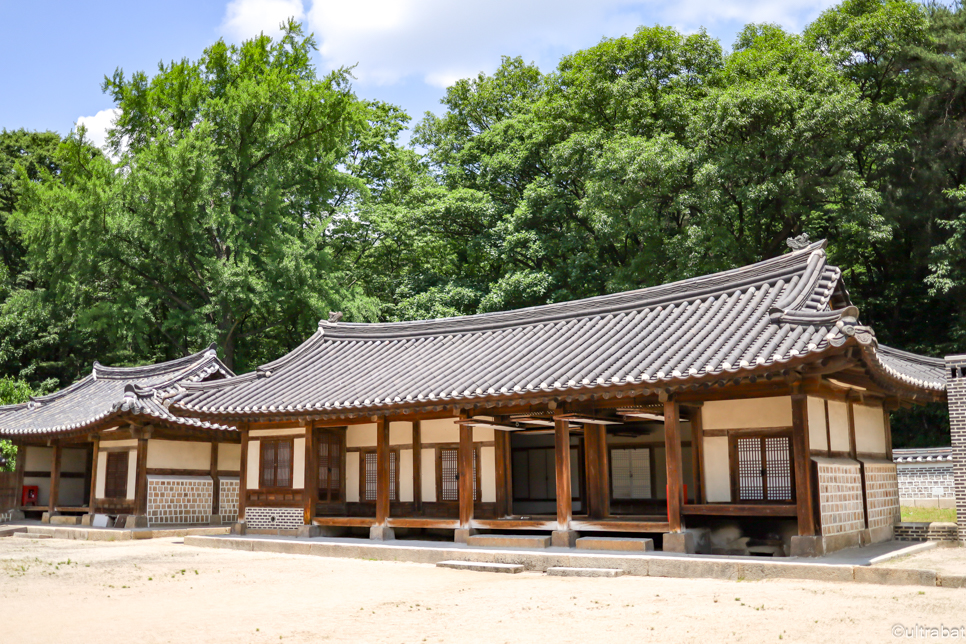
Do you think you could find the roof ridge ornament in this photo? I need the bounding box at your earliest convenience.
[786,233,811,251]
[328,311,343,323]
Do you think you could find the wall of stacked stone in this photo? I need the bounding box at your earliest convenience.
[897,464,955,500]
[946,355,966,543]
[219,478,239,524]
[245,507,303,530]
[146,476,212,525]
[864,462,901,531]
[894,522,959,544]
[817,460,865,537]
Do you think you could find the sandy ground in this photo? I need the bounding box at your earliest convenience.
[0,537,963,644]
[883,546,966,575]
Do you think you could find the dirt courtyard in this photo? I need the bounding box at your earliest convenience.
[0,537,963,644]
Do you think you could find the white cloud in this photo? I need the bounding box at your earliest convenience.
[221,0,306,42]
[218,0,839,91]
[76,108,118,151]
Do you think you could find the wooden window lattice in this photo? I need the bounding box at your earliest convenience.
[260,439,293,488]
[363,451,397,502]
[317,433,343,503]
[104,451,128,499]
[736,435,792,502]
[440,448,477,502]
[611,448,651,499]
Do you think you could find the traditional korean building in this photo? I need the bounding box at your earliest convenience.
[0,347,240,527]
[163,239,949,555]
[0,240,953,553]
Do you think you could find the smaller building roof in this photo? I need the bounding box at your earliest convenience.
[0,346,236,437]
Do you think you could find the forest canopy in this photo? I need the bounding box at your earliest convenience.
[2,1,965,446]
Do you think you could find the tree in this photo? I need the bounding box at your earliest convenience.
[0,377,32,471]
[12,21,403,371]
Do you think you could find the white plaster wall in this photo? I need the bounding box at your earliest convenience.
[828,400,850,452]
[101,439,138,448]
[61,448,88,473]
[703,396,793,430]
[346,451,360,502]
[346,424,377,448]
[95,454,107,498]
[59,479,85,506]
[293,438,305,489]
[390,422,412,445]
[399,449,414,502]
[147,440,211,470]
[473,426,495,442]
[854,403,887,455]
[126,450,138,500]
[682,445,694,502]
[218,443,241,471]
[421,418,460,443]
[481,445,496,503]
[250,428,305,437]
[421,448,436,502]
[246,441,260,490]
[25,446,52,471]
[807,396,829,451]
[704,436,731,502]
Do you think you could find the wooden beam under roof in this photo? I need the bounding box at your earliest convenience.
[555,413,622,425]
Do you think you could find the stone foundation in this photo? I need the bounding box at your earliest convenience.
[816,458,865,537]
[245,507,303,531]
[863,460,900,535]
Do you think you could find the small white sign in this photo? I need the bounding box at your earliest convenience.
[932,487,945,497]
[92,514,110,528]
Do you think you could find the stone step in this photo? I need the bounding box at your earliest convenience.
[437,560,524,574]
[576,536,654,552]
[466,534,551,549]
[0,527,27,538]
[49,515,83,526]
[13,532,51,539]
[546,567,624,578]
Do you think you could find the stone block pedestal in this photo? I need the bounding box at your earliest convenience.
[231,521,247,536]
[454,528,479,543]
[663,531,695,554]
[369,525,395,541]
[789,535,826,557]
[551,530,578,548]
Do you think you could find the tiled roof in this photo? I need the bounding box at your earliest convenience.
[174,240,947,418]
[893,447,953,464]
[0,346,236,436]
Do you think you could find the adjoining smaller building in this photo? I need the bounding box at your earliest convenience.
[0,347,241,527]
[894,447,955,509]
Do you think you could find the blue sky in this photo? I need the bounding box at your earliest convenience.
[0,0,838,147]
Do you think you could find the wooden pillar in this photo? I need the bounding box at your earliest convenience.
[458,423,474,528]
[494,429,507,517]
[303,424,317,525]
[883,399,896,460]
[48,442,62,513]
[791,393,816,536]
[690,406,706,504]
[598,424,610,518]
[210,442,221,518]
[584,424,603,519]
[376,418,390,526]
[664,399,684,532]
[412,421,422,514]
[88,437,100,515]
[554,417,572,530]
[846,395,858,460]
[13,443,26,509]
[238,427,249,521]
[134,437,148,517]
[503,430,514,517]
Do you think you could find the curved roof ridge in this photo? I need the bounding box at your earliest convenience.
[877,344,946,367]
[320,241,829,341]
[91,343,225,380]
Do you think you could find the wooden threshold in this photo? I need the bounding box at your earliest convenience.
[470,518,558,530]
[388,518,460,529]
[570,519,670,533]
[681,504,798,517]
[312,517,376,528]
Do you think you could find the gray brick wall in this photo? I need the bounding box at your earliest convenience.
[946,355,966,543]
[897,463,955,500]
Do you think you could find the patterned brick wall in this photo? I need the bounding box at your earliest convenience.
[947,355,966,543]
[245,507,303,530]
[219,478,239,523]
[897,464,955,500]
[894,522,959,543]
[817,460,865,536]
[147,476,213,525]
[864,463,900,530]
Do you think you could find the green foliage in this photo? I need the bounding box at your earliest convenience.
[0,377,32,471]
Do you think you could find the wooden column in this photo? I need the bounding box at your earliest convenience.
[690,406,706,504]
[554,417,572,530]
[584,424,603,519]
[791,393,816,536]
[458,423,474,528]
[48,442,62,514]
[883,399,896,460]
[13,443,26,509]
[303,424,317,525]
[503,430,514,517]
[210,442,221,518]
[88,437,100,515]
[238,427,249,521]
[412,421,422,514]
[664,399,684,532]
[134,437,149,517]
[494,429,508,518]
[376,418,391,526]
[846,395,858,460]
[599,424,610,518]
